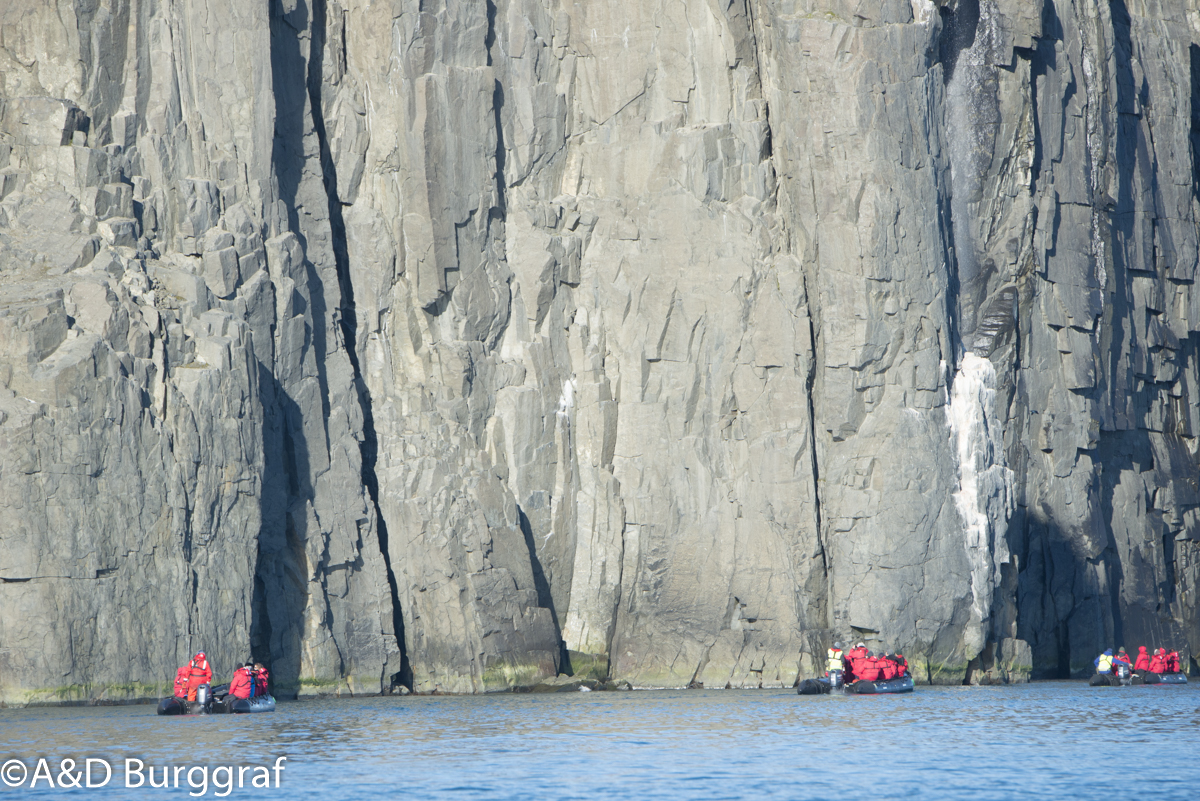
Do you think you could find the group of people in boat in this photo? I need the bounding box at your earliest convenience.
[1095,646,1183,676]
[826,642,908,682]
[172,651,270,701]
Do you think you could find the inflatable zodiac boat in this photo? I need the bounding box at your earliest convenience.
[157,684,275,714]
[797,670,914,695]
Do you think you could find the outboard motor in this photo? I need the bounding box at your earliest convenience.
[1116,663,1132,686]
[196,683,211,712]
[829,669,844,690]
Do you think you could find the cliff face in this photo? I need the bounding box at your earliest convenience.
[0,0,1196,702]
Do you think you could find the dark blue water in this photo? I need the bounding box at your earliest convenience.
[1,683,1197,799]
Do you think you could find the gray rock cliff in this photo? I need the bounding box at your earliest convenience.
[0,0,1196,703]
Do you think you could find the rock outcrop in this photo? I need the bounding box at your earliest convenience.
[1,0,1196,703]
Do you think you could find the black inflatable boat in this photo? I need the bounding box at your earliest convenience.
[1091,669,1187,686]
[157,682,274,714]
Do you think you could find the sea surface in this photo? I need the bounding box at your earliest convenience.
[1,682,1198,799]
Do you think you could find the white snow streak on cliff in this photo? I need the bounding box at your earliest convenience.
[948,353,1014,654]
[557,378,576,418]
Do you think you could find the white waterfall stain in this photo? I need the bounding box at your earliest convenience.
[547,377,578,547]
[1080,47,1108,292]
[557,378,576,418]
[947,353,1014,654]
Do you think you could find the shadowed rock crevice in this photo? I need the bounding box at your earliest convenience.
[518,507,571,674]
[307,0,412,691]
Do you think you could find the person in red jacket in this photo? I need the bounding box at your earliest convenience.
[1149,649,1166,673]
[1165,650,1181,673]
[879,654,897,681]
[1113,647,1132,667]
[252,663,270,696]
[890,651,909,678]
[857,653,882,682]
[1133,646,1151,672]
[844,643,868,682]
[172,666,190,699]
[228,664,254,700]
[186,652,213,702]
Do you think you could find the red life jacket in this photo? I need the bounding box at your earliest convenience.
[173,667,190,698]
[892,654,908,677]
[857,657,882,682]
[1149,654,1166,673]
[879,658,897,680]
[1166,652,1180,673]
[254,668,269,695]
[1134,649,1150,671]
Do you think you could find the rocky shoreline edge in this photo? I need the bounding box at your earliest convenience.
[25,673,1177,709]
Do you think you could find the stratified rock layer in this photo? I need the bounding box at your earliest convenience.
[0,0,1196,702]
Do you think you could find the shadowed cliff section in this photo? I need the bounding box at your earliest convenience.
[251,0,402,696]
[308,0,412,692]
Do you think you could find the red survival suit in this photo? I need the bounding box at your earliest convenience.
[844,646,869,682]
[173,666,190,699]
[254,667,270,696]
[186,652,213,702]
[228,666,255,700]
[890,652,909,678]
[1149,650,1166,673]
[878,656,897,680]
[1134,647,1150,672]
[856,655,883,682]
[1165,651,1181,673]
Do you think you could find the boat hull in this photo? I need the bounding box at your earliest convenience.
[797,674,913,695]
[797,671,845,695]
[157,697,190,715]
[227,695,276,713]
[1089,672,1134,686]
[156,697,216,715]
[848,676,914,694]
[1091,670,1186,686]
[797,678,832,695]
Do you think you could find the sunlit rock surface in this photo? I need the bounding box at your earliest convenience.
[0,0,1197,703]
